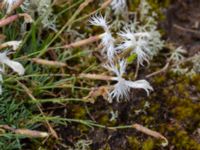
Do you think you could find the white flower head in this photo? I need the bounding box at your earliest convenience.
[89,14,116,61]
[89,14,110,31]
[110,0,127,15]
[118,28,151,66]
[3,0,18,13]
[104,60,153,102]
[0,51,25,75]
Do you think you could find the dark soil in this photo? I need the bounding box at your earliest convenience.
[164,0,200,56]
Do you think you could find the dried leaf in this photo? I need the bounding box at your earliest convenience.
[84,86,110,103]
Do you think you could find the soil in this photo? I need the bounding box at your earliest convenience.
[164,0,200,56]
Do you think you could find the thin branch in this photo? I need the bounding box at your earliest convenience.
[173,24,200,35]
[146,62,170,78]
[48,34,102,50]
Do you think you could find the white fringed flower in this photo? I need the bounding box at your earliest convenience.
[0,51,25,75]
[89,14,109,31]
[118,28,151,66]
[89,15,116,61]
[110,0,127,15]
[3,0,17,13]
[104,60,153,102]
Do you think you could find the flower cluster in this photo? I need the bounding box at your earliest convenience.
[104,60,153,102]
[118,28,151,66]
[89,12,159,102]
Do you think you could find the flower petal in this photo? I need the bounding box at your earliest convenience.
[4,59,25,75]
[0,52,25,75]
[125,79,153,96]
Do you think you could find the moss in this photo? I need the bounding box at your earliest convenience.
[129,0,140,12]
[142,138,155,150]
[104,143,111,150]
[127,136,140,150]
[147,72,200,148]
[99,115,109,124]
[72,106,86,119]
[177,83,185,93]
[149,103,160,114]
[153,76,166,84]
[173,106,193,121]
[170,129,200,149]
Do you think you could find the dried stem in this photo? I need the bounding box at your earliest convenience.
[31,58,67,68]
[0,13,32,27]
[49,34,103,50]
[0,125,49,138]
[72,0,112,24]
[146,62,170,78]
[173,24,200,35]
[79,73,115,81]
[0,14,19,27]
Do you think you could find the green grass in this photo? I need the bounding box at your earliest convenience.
[0,1,114,148]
